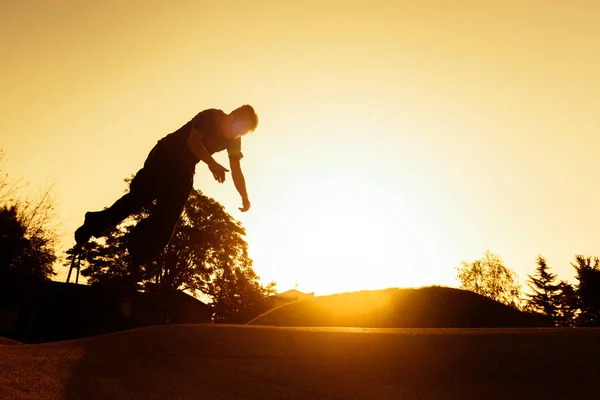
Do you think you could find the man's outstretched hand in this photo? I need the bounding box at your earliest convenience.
[239,197,251,212]
[209,162,229,183]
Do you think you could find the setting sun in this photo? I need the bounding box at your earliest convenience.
[244,161,454,295]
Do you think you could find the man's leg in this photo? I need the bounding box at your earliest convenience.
[127,170,194,278]
[74,167,157,245]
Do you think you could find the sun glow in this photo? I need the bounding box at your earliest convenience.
[246,163,447,295]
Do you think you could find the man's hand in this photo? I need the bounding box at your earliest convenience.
[230,158,250,212]
[208,162,229,183]
[239,197,251,212]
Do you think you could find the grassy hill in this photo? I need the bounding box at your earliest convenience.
[249,286,551,328]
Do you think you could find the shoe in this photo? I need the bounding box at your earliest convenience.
[74,212,105,245]
[74,224,94,246]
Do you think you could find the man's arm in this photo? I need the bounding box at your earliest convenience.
[230,158,251,212]
[187,126,229,183]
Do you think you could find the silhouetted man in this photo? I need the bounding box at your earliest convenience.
[74,105,257,281]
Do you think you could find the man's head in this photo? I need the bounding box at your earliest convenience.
[228,104,258,139]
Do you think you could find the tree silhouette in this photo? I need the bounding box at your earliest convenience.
[208,260,277,323]
[0,205,56,280]
[0,151,22,205]
[0,151,57,280]
[572,255,600,326]
[456,250,521,308]
[67,185,275,322]
[554,281,578,327]
[525,255,559,323]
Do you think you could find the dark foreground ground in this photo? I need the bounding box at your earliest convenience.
[1,325,599,400]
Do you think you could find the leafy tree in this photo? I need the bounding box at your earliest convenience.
[572,255,600,326]
[0,205,56,280]
[209,263,277,323]
[0,152,57,280]
[526,255,559,322]
[67,185,276,322]
[456,250,521,307]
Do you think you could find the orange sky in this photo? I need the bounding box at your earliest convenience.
[1,0,599,295]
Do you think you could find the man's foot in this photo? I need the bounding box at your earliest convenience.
[74,212,105,245]
[74,224,93,246]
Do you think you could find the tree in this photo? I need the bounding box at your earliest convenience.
[456,250,521,307]
[572,255,600,327]
[554,281,578,327]
[0,152,57,280]
[208,262,277,323]
[68,185,276,322]
[0,205,56,280]
[525,255,559,323]
[0,151,22,205]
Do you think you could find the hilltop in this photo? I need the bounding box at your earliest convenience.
[249,286,550,328]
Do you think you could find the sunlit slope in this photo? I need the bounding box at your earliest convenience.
[249,287,550,328]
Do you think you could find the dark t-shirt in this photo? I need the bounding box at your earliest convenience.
[149,109,243,173]
[190,109,243,160]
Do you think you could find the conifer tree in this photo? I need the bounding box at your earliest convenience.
[526,255,559,323]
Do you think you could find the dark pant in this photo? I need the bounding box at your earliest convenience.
[89,144,194,269]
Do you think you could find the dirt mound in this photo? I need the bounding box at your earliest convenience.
[0,324,597,400]
[249,286,550,328]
